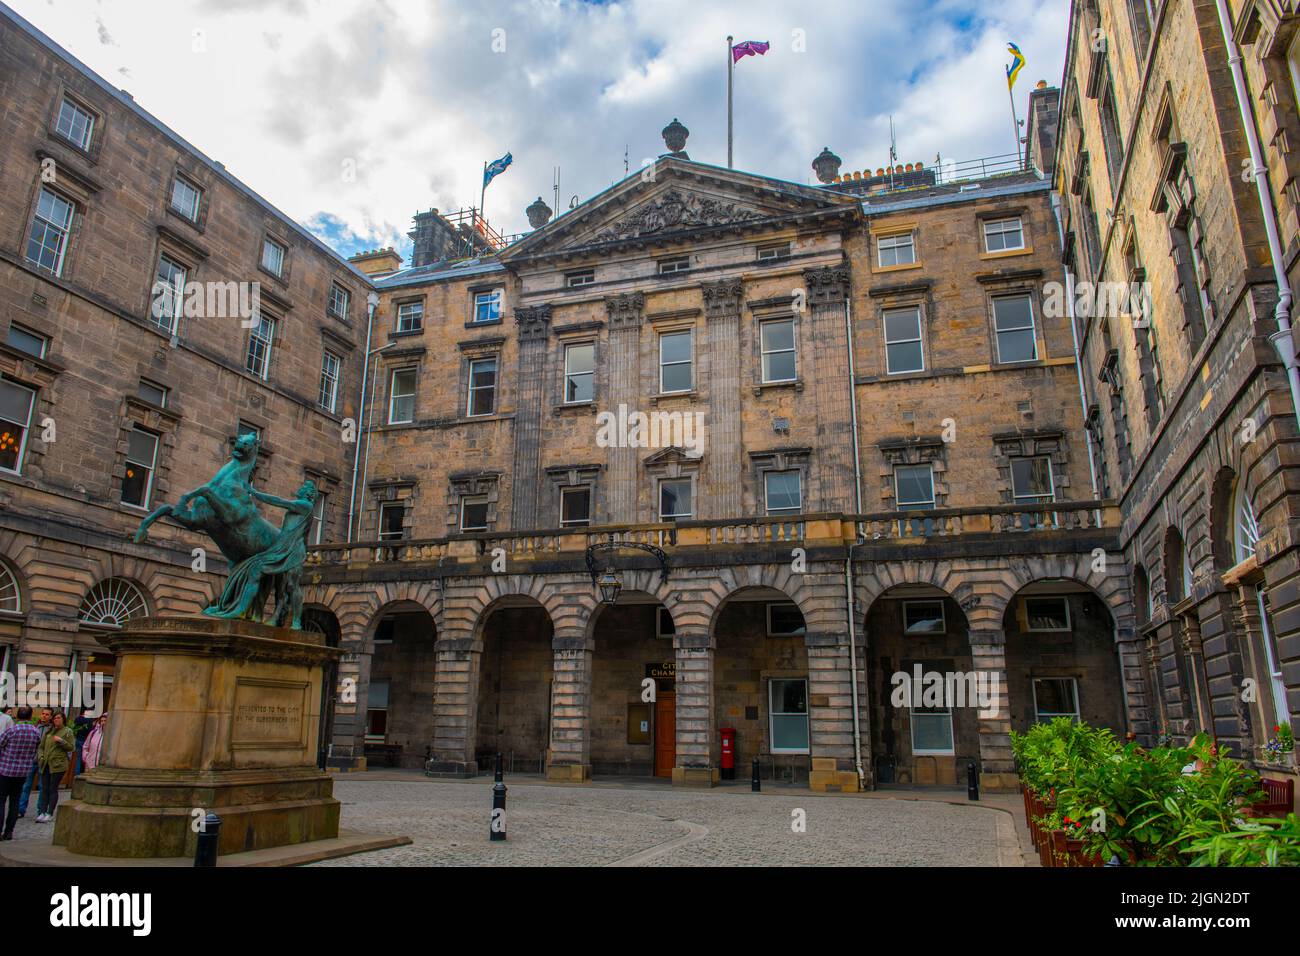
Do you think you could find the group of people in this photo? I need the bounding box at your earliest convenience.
[0,706,108,840]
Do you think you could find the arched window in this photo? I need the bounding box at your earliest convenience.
[0,561,19,614]
[1233,479,1261,564]
[1133,564,1151,625]
[78,578,147,628]
[1164,527,1188,603]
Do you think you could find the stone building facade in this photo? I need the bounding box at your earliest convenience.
[1056,0,1300,796]
[0,2,1152,794]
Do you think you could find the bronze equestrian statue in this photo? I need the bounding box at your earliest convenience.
[132,433,315,629]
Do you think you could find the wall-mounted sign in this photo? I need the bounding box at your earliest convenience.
[646,662,676,680]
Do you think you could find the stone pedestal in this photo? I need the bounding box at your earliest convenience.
[53,617,343,859]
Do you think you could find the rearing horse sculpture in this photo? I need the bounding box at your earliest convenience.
[133,433,279,565]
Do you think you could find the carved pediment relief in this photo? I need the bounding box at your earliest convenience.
[591,189,763,243]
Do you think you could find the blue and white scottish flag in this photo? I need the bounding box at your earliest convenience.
[483,152,513,188]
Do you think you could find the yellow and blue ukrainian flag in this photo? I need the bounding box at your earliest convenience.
[1006,42,1025,90]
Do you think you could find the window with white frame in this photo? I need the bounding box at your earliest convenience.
[983,217,1025,252]
[328,283,350,320]
[6,324,48,359]
[764,470,801,516]
[473,289,502,323]
[1010,456,1054,503]
[756,242,791,262]
[658,256,690,275]
[378,502,406,540]
[769,678,809,753]
[26,188,74,276]
[121,426,159,508]
[0,561,19,614]
[396,301,424,333]
[0,378,36,475]
[137,379,168,408]
[310,491,328,545]
[170,175,201,221]
[659,330,693,393]
[992,294,1038,363]
[767,603,806,637]
[883,306,924,374]
[659,477,692,521]
[566,269,595,288]
[903,600,945,634]
[560,486,591,527]
[760,318,796,383]
[151,254,187,334]
[319,350,341,412]
[1025,597,1071,631]
[388,367,416,424]
[564,342,594,403]
[460,495,489,532]
[467,357,497,416]
[261,237,286,277]
[245,313,275,379]
[894,464,935,509]
[1032,678,1080,723]
[877,231,915,267]
[55,97,95,150]
[908,667,954,754]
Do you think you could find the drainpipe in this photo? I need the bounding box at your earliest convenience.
[843,293,866,789]
[346,291,380,541]
[1049,191,1103,516]
[1215,0,1300,427]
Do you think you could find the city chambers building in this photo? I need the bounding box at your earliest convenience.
[0,0,1294,800]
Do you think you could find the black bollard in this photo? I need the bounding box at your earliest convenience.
[490,752,507,841]
[967,762,979,801]
[194,811,222,867]
[751,756,761,793]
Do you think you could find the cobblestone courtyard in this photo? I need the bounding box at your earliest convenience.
[307,773,1025,867]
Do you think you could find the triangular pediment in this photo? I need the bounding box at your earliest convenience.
[501,157,859,262]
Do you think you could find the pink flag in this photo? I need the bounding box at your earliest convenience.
[731,40,770,63]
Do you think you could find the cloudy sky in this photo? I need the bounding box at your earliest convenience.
[10,0,1069,262]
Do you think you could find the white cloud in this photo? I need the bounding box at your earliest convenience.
[9,0,1068,258]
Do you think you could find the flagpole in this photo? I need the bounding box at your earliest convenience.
[479,161,487,228]
[1007,81,1022,163]
[726,35,733,168]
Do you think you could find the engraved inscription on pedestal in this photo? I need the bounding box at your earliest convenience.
[231,678,309,750]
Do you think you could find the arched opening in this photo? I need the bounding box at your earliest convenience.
[1230,476,1291,733]
[475,596,553,775]
[366,601,436,769]
[0,558,24,678]
[75,577,151,714]
[865,585,973,786]
[1163,526,1191,604]
[1133,563,1151,626]
[302,605,341,770]
[711,586,810,784]
[590,590,674,778]
[1002,580,1125,735]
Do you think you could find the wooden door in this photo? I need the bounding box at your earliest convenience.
[654,692,675,778]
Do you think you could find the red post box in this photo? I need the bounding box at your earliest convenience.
[720,727,736,780]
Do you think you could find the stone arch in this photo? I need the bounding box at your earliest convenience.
[310,580,439,645]
[0,550,28,615]
[702,565,824,639]
[1163,525,1189,605]
[77,576,154,626]
[854,559,976,631]
[980,553,1131,634]
[1208,465,1237,573]
[439,574,572,643]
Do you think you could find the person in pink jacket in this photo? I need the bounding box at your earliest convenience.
[80,713,107,772]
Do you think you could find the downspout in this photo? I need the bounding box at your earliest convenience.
[1215,0,1300,427]
[346,291,380,542]
[843,292,866,789]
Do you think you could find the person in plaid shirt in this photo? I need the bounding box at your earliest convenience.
[0,707,43,840]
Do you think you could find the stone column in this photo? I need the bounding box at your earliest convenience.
[547,632,593,782]
[806,632,862,792]
[327,639,370,770]
[1180,611,1212,735]
[604,293,644,523]
[702,279,743,519]
[426,630,480,776]
[673,629,717,786]
[509,305,552,530]
[968,629,1015,791]
[803,266,856,511]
